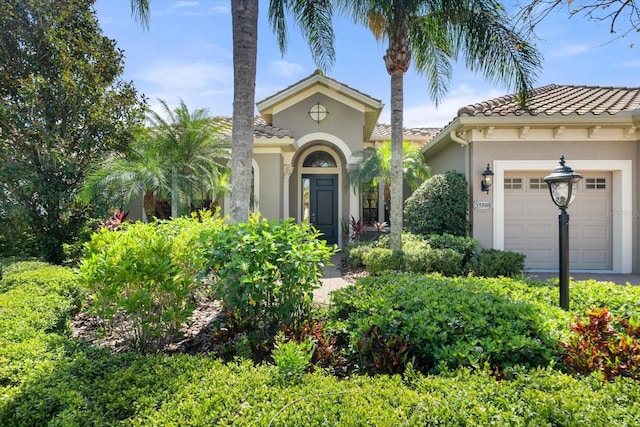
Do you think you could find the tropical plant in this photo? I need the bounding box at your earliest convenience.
[348,140,429,225]
[129,0,336,224]
[81,101,230,220]
[146,99,230,217]
[337,0,542,253]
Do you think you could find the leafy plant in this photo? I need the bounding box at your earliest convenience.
[349,216,365,241]
[404,171,469,236]
[467,249,526,277]
[356,324,411,375]
[362,248,403,275]
[560,307,640,380]
[79,219,206,352]
[200,214,336,331]
[272,332,315,383]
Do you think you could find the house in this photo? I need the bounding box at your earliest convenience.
[422,84,640,273]
[155,70,635,273]
[219,70,438,246]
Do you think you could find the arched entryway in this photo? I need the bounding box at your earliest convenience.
[297,146,342,246]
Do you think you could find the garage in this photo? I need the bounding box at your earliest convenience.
[504,171,612,270]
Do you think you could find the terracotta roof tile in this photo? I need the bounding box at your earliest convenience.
[371,123,441,140]
[216,116,294,139]
[457,84,640,118]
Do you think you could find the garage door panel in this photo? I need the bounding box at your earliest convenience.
[504,172,611,270]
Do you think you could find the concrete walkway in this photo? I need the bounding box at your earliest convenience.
[314,254,350,305]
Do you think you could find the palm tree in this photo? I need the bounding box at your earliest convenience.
[81,101,230,220]
[348,140,429,225]
[80,130,170,221]
[146,99,230,217]
[338,0,542,252]
[128,1,335,223]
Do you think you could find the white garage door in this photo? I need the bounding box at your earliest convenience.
[504,172,612,270]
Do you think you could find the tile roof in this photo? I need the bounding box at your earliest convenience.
[215,116,437,141]
[457,84,640,118]
[370,123,441,140]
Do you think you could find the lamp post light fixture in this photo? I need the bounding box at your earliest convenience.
[481,164,494,194]
[544,155,583,310]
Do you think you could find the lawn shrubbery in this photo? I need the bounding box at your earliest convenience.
[3,251,640,425]
[344,231,523,277]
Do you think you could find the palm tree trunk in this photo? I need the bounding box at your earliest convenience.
[143,192,156,222]
[230,0,258,223]
[389,70,404,253]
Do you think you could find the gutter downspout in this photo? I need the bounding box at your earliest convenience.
[450,128,470,146]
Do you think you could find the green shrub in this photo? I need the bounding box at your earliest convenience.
[404,171,469,236]
[272,332,315,384]
[330,274,566,374]
[343,240,375,268]
[426,233,479,263]
[79,219,208,353]
[468,249,526,277]
[363,248,403,275]
[200,214,336,330]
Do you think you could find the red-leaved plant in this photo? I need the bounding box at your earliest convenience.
[560,307,640,381]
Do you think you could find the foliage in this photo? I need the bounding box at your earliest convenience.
[200,214,337,331]
[560,307,640,381]
[272,332,314,384]
[343,240,376,268]
[403,244,464,276]
[79,217,214,352]
[355,324,411,375]
[349,215,365,241]
[362,248,404,275]
[468,249,526,278]
[426,233,480,264]
[405,171,470,236]
[3,261,640,425]
[330,273,567,374]
[0,0,143,264]
[348,140,430,224]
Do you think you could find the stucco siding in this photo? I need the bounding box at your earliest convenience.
[254,153,282,219]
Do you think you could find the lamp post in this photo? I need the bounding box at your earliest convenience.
[544,156,583,310]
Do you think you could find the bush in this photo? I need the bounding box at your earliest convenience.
[343,240,375,268]
[404,170,469,236]
[560,307,640,380]
[426,233,479,264]
[79,217,211,353]
[362,248,403,275]
[468,249,526,277]
[329,274,566,374]
[200,214,336,330]
[402,239,464,276]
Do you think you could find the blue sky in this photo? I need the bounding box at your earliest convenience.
[94,0,640,128]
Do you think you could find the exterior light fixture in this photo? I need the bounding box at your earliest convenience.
[544,155,583,310]
[481,164,494,194]
[308,102,328,123]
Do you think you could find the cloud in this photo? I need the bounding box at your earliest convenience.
[401,86,504,128]
[136,61,232,90]
[548,43,592,58]
[267,60,305,78]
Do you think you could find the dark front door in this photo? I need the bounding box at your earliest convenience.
[304,174,338,245]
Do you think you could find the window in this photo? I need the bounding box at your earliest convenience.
[504,178,523,190]
[529,177,546,190]
[586,177,606,190]
[362,182,379,226]
[302,151,337,168]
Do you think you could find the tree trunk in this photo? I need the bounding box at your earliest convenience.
[230,0,258,223]
[143,191,156,222]
[389,71,404,253]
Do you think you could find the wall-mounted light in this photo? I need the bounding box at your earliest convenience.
[308,102,328,123]
[481,164,494,194]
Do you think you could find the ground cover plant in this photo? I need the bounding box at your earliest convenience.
[2,235,640,424]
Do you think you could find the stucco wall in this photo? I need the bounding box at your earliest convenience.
[254,153,282,219]
[273,93,365,157]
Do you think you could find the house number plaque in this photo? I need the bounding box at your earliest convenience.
[473,200,493,211]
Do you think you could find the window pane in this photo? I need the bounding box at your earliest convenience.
[362,182,379,226]
[303,151,337,168]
